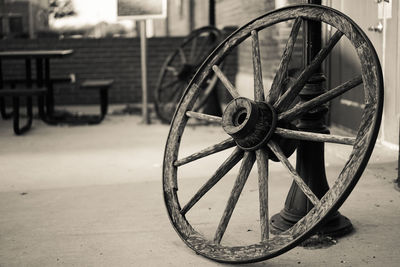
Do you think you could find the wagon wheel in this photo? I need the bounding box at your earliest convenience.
[163,4,383,264]
[154,26,222,124]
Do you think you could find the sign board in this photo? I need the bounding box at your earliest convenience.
[117,0,167,20]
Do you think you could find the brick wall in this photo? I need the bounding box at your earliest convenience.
[1,0,305,107]
[0,37,184,105]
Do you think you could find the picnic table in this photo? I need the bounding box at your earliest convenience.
[0,49,73,134]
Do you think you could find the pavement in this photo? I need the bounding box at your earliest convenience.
[0,105,399,267]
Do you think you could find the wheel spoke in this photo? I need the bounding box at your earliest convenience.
[178,47,187,64]
[212,65,240,99]
[180,148,244,215]
[174,138,236,167]
[189,37,198,63]
[192,36,212,65]
[166,66,178,76]
[274,127,356,145]
[214,151,256,244]
[186,111,222,123]
[251,30,265,101]
[193,75,219,111]
[199,74,218,100]
[268,140,319,206]
[268,18,302,104]
[160,79,181,91]
[279,75,363,121]
[256,148,269,241]
[166,81,186,103]
[274,30,344,112]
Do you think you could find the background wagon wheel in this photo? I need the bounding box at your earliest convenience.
[154,26,222,124]
[163,4,383,264]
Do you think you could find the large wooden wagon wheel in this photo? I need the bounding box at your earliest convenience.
[154,26,222,124]
[163,4,383,264]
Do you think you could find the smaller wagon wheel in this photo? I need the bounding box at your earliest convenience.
[154,26,222,124]
[163,4,383,264]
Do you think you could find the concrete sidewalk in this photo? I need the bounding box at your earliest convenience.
[0,111,399,266]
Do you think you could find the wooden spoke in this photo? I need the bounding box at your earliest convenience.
[256,148,269,241]
[192,36,211,65]
[166,81,186,103]
[214,152,256,244]
[174,138,236,167]
[251,30,265,101]
[274,127,356,145]
[166,66,179,76]
[274,30,344,112]
[160,79,181,91]
[186,111,222,123]
[268,141,319,206]
[178,47,187,64]
[199,74,218,100]
[189,37,198,63]
[180,148,244,215]
[268,18,302,104]
[279,75,363,121]
[212,65,240,99]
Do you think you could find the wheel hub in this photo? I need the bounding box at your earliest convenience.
[222,97,277,151]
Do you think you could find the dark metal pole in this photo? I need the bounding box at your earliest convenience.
[209,0,216,27]
[395,118,400,191]
[202,0,222,117]
[270,0,353,237]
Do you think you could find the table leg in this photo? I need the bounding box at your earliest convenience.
[12,94,33,135]
[26,58,33,124]
[0,58,13,119]
[44,58,55,116]
[10,59,34,134]
[21,58,33,131]
[35,57,52,122]
[35,57,49,122]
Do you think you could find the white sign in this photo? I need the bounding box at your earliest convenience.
[117,0,167,20]
[378,0,392,19]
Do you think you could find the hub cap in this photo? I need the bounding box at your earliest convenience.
[222,97,277,151]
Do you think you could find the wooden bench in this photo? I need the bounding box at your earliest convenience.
[2,77,72,85]
[0,77,73,120]
[50,79,114,125]
[77,79,114,124]
[81,79,113,119]
[0,78,113,127]
[0,88,46,135]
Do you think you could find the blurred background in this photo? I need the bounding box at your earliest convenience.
[0,0,398,147]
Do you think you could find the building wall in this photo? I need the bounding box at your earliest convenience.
[325,0,399,145]
[1,1,30,38]
[153,0,191,37]
[0,0,49,38]
[153,0,211,37]
[0,37,184,105]
[192,0,210,29]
